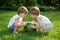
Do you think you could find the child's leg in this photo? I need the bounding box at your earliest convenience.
[13,26,21,34]
[40,28,45,32]
[13,26,18,32]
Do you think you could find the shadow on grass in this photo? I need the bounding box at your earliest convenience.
[0,29,13,37]
[14,30,49,40]
[19,30,48,37]
[0,28,48,36]
[0,28,49,40]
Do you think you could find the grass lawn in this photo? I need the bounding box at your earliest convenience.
[0,10,60,40]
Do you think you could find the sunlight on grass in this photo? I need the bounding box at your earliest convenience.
[0,11,60,40]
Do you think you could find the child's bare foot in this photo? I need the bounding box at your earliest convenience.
[40,28,45,33]
[13,32,18,34]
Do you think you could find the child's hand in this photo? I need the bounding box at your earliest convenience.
[23,21,28,26]
[25,21,28,23]
[15,22,22,26]
[32,20,35,22]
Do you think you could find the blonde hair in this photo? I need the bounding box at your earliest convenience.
[17,6,28,14]
[29,7,40,16]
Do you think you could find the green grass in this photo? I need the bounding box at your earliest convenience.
[0,10,60,40]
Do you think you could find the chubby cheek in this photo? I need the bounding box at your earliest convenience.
[31,16,34,18]
[23,14,26,17]
[21,14,25,17]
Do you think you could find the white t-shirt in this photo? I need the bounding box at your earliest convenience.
[36,15,52,30]
[36,15,52,24]
[8,14,22,28]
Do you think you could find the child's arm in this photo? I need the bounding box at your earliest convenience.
[22,21,28,26]
[37,17,43,28]
[14,18,22,26]
[14,18,28,26]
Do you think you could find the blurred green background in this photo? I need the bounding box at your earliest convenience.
[0,0,60,11]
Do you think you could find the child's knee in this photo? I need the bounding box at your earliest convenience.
[14,24,21,27]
